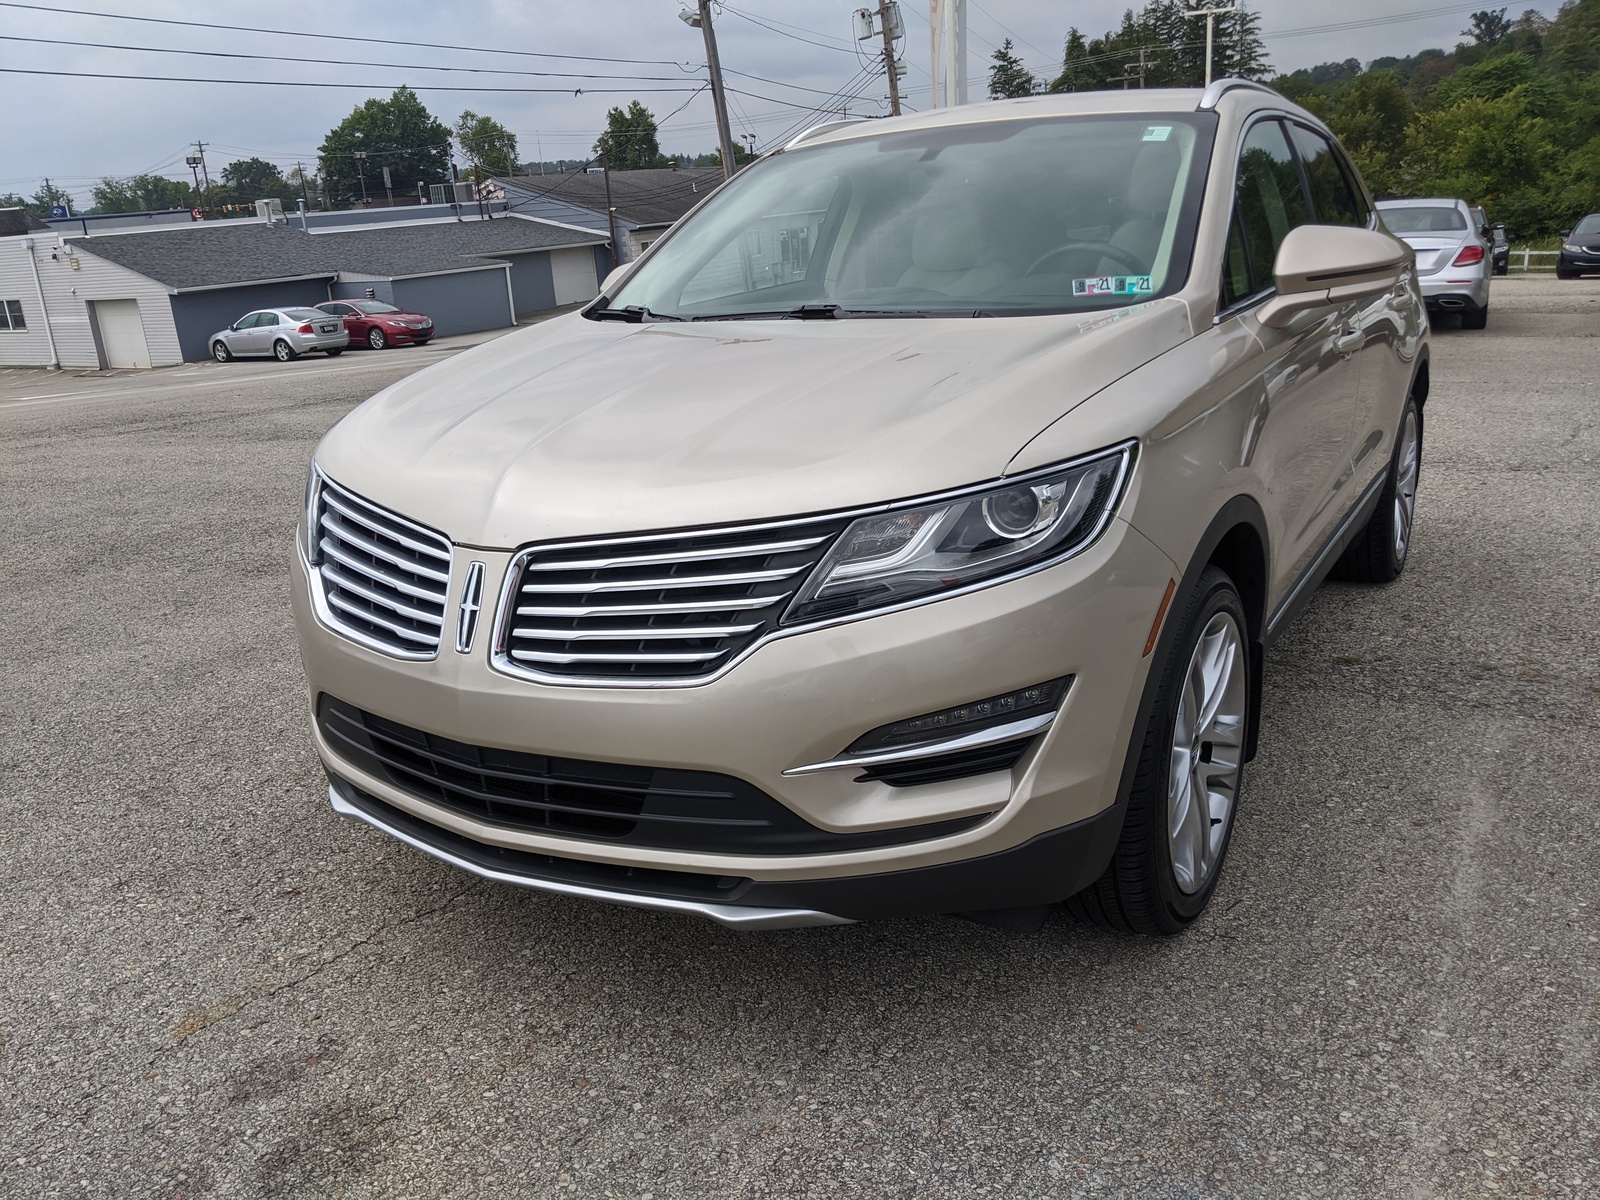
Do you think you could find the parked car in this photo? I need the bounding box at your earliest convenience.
[210,308,347,362]
[1491,223,1510,275]
[1557,214,1600,279]
[314,300,435,349]
[294,82,1429,935]
[1375,197,1492,328]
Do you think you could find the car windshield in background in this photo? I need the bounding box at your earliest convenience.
[1572,214,1600,237]
[602,114,1215,319]
[283,308,324,321]
[1380,206,1468,233]
[353,301,401,313]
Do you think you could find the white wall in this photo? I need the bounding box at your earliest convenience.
[549,246,600,305]
[0,234,181,368]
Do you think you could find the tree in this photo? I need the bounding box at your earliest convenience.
[988,39,1037,99]
[90,174,197,214]
[1325,71,1415,195]
[1465,8,1513,45]
[594,101,661,170]
[1050,29,1097,92]
[219,157,289,205]
[319,87,451,205]
[1045,1,1269,92]
[455,111,519,182]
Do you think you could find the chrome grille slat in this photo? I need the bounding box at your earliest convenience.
[499,515,848,683]
[311,474,453,659]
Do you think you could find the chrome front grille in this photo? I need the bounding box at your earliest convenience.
[310,474,453,659]
[497,515,848,683]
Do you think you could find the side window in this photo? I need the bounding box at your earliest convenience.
[1289,124,1363,227]
[259,313,279,327]
[1235,119,1311,293]
[1221,211,1254,308]
[238,313,261,328]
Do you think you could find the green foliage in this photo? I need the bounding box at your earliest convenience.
[318,87,451,205]
[219,157,293,206]
[594,102,662,170]
[1269,0,1599,234]
[90,174,198,214]
[0,183,69,219]
[456,111,519,182]
[988,39,1037,99]
[1048,1,1270,93]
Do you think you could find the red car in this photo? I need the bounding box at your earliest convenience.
[314,300,434,350]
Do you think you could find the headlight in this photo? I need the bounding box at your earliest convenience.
[303,462,323,566]
[784,444,1132,625]
[1563,243,1580,252]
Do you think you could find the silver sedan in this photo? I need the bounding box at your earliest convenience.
[210,308,349,362]
[1375,198,1493,329]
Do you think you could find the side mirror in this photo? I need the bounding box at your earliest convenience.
[1559,229,1571,238]
[600,263,634,292]
[1259,225,1408,329]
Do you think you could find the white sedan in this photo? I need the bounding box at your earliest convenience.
[210,308,349,362]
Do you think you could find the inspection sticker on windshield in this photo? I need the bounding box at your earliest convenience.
[1141,125,1173,142]
[1073,275,1154,297]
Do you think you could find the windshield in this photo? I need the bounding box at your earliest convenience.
[1573,214,1600,237]
[353,301,401,313]
[1379,205,1467,234]
[601,114,1214,319]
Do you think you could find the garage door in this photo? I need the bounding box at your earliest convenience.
[92,299,152,369]
[550,248,599,305]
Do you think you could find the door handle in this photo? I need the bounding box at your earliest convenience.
[1336,326,1364,356]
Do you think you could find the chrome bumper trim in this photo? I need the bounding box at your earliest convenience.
[782,711,1056,777]
[326,786,855,930]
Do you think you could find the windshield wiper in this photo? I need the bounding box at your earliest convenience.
[587,304,683,322]
[690,304,841,321]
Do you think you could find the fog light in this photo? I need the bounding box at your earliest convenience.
[845,677,1071,754]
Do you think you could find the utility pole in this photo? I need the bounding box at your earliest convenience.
[1184,1,1237,87]
[352,150,369,205]
[682,2,738,180]
[192,140,214,216]
[296,160,310,210]
[878,0,903,116]
[1114,46,1149,89]
[601,150,620,267]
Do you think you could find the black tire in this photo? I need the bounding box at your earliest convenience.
[1330,395,1422,584]
[1460,304,1488,330]
[1494,263,1508,277]
[211,341,231,362]
[1067,566,1250,936]
[1556,267,1575,280]
[273,339,297,362]
[367,327,387,350]
[325,348,343,357]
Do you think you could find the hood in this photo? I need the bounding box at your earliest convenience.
[377,311,431,323]
[1391,231,1470,276]
[315,302,1192,548]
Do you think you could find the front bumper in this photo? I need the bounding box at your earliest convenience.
[293,516,1177,921]
[1559,252,1600,274]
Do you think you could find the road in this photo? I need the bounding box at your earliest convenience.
[3,279,1597,1199]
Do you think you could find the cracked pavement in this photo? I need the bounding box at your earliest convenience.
[2,278,1597,1198]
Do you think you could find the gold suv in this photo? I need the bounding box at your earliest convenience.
[293,81,1428,934]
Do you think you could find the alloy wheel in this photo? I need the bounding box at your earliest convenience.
[1167,611,1246,894]
[1392,408,1420,564]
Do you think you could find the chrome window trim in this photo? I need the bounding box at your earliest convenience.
[488,441,1135,690]
[782,711,1058,777]
[302,466,453,663]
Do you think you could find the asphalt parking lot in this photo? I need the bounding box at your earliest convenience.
[3,277,1597,1199]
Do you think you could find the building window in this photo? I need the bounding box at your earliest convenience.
[0,300,24,331]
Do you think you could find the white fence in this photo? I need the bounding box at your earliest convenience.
[1507,248,1560,272]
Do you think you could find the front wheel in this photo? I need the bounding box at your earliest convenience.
[367,327,387,350]
[1067,566,1250,935]
[325,348,343,357]
[273,339,297,362]
[1331,396,1421,584]
[211,341,231,362]
[1556,266,1575,280]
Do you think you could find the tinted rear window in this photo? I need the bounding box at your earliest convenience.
[1380,206,1467,233]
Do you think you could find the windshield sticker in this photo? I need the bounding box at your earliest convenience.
[1073,275,1154,297]
[1141,125,1173,142]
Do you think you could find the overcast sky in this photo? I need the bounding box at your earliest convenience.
[0,1,1552,209]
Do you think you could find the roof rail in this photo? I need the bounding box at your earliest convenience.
[1196,78,1281,111]
[783,119,863,151]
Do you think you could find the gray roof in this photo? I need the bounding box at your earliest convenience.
[66,215,603,291]
[497,168,724,227]
[0,207,48,237]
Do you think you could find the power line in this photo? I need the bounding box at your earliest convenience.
[0,67,705,94]
[0,2,691,67]
[718,5,861,55]
[0,34,701,82]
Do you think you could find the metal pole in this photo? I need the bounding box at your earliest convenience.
[1205,10,1215,86]
[878,0,902,117]
[194,141,214,217]
[21,236,59,370]
[698,0,739,179]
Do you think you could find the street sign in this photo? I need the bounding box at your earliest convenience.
[49,205,69,218]
[191,208,204,220]
[381,166,392,189]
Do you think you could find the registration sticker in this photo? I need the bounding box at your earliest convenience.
[1073,275,1154,297]
[1141,125,1173,142]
